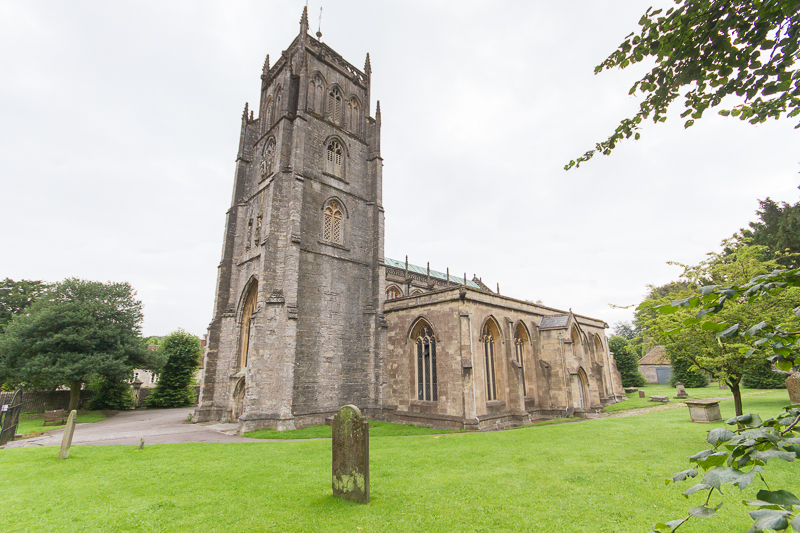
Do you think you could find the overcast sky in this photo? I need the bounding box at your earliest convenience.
[1,1,797,338]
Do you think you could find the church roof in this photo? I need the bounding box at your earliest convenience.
[539,315,570,329]
[384,257,481,289]
[639,346,669,365]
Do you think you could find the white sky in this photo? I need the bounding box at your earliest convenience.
[1,1,797,337]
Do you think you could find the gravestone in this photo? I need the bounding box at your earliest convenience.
[638,391,646,399]
[787,372,800,406]
[332,405,369,503]
[58,410,77,460]
[649,395,670,403]
[674,382,689,399]
[624,387,638,394]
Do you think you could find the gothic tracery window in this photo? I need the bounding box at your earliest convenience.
[323,199,343,244]
[328,86,343,124]
[309,75,325,114]
[261,137,276,177]
[386,286,401,300]
[416,324,437,401]
[482,323,498,401]
[240,282,258,369]
[325,139,344,177]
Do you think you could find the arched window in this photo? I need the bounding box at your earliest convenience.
[386,286,402,300]
[410,289,423,296]
[325,139,344,177]
[346,97,360,134]
[482,322,498,401]
[309,75,325,114]
[239,282,258,369]
[328,86,343,124]
[274,88,282,125]
[594,335,604,364]
[323,199,343,244]
[415,323,437,401]
[514,324,527,397]
[265,96,274,128]
[260,137,276,177]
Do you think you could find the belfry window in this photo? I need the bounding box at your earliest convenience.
[328,86,343,124]
[482,323,497,401]
[416,325,437,401]
[325,139,343,177]
[323,200,343,244]
[346,98,360,134]
[261,138,276,177]
[386,286,401,300]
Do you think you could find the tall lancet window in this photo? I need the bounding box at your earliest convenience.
[482,323,497,401]
[309,75,325,113]
[240,282,258,369]
[346,98,360,134]
[514,325,527,397]
[416,324,437,401]
[325,139,343,178]
[323,199,343,244]
[328,86,342,124]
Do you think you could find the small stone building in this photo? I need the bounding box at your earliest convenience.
[194,9,625,433]
[639,346,672,384]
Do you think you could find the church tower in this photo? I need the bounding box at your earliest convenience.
[195,8,386,431]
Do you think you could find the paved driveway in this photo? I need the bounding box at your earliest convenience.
[5,407,268,448]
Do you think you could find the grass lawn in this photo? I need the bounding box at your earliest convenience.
[1,390,797,532]
[14,410,110,437]
[244,420,462,439]
[603,383,770,412]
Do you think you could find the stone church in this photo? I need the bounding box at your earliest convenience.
[194,9,625,433]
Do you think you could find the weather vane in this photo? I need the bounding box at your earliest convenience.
[317,6,323,39]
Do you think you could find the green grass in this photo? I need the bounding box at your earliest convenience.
[2,391,797,532]
[603,383,766,412]
[14,410,110,437]
[244,420,461,439]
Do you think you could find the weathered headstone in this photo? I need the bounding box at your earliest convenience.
[787,372,800,406]
[139,437,145,450]
[58,410,77,460]
[332,405,369,503]
[674,382,689,399]
[638,390,646,399]
[649,395,670,403]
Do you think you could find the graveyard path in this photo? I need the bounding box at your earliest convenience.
[588,390,777,419]
[4,407,271,448]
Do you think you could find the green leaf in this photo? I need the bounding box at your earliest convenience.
[748,509,790,531]
[702,321,726,332]
[791,514,800,533]
[707,428,735,447]
[727,414,763,428]
[683,483,711,496]
[751,449,796,463]
[754,489,800,507]
[702,466,741,491]
[670,468,698,482]
[689,505,717,518]
[717,324,739,338]
[733,466,764,490]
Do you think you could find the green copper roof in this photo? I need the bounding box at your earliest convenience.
[384,257,481,289]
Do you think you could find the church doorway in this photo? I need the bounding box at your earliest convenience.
[232,377,246,421]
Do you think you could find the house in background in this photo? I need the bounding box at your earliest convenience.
[639,346,672,384]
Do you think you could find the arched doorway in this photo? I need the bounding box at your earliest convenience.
[239,281,258,369]
[577,368,589,409]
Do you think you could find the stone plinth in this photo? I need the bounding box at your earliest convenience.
[649,395,669,403]
[332,405,369,503]
[684,399,722,423]
[624,387,638,394]
[787,373,800,406]
[675,382,689,399]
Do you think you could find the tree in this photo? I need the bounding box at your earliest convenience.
[668,353,709,388]
[739,191,800,267]
[609,335,647,387]
[146,329,202,408]
[638,244,800,416]
[0,278,46,334]
[612,321,639,340]
[741,356,789,389]
[0,278,147,411]
[565,0,800,170]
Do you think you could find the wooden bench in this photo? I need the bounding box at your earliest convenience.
[43,409,68,426]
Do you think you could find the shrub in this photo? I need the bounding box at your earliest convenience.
[86,375,135,410]
[668,355,708,388]
[609,335,647,387]
[146,329,202,408]
[742,357,788,389]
